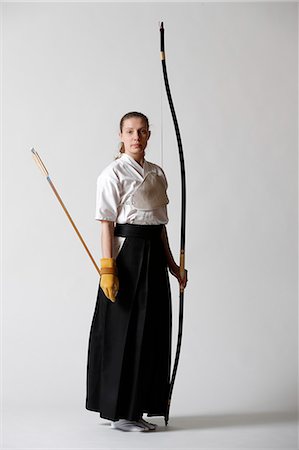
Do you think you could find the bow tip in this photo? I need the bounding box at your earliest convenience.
[160,21,164,30]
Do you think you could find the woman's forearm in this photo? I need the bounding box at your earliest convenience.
[161,225,177,271]
[100,220,114,258]
[161,225,188,289]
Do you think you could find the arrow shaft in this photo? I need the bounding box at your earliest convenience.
[32,148,101,276]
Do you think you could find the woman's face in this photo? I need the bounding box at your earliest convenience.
[120,117,151,161]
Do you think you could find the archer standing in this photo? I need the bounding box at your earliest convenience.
[85,111,187,432]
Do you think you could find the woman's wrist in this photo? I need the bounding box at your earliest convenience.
[168,260,178,273]
[100,257,116,267]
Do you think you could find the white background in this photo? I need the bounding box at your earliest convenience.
[2,2,298,448]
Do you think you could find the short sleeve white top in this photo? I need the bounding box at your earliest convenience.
[95,153,169,225]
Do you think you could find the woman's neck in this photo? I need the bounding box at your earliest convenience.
[124,152,144,167]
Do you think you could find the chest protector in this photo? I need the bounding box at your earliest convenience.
[131,171,169,211]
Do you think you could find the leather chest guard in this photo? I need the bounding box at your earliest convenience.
[131,171,169,211]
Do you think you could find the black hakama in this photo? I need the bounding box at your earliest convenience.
[85,223,172,421]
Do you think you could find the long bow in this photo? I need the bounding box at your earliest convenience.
[160,22,186,426]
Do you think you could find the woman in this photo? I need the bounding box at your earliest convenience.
[85,111,187,432]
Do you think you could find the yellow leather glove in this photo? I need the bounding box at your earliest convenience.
[100,258,119,302]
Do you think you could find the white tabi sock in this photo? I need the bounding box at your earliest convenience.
[138,417,158,430]
[110,418,149,432]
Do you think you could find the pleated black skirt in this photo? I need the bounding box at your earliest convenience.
[85,223,172,421]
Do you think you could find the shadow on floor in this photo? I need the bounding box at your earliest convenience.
[99,410,297,432]
[151,410,298,432]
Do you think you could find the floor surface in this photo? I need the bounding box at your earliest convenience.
[2,408,298,449]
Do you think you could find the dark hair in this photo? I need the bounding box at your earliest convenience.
[117,111,149,156]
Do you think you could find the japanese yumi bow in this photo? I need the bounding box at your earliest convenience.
[160,21,187,426]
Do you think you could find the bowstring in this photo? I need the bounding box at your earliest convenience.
[160,64,164,168]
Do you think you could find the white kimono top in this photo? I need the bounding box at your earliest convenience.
[95,153,169,225]
[95,153,169,256]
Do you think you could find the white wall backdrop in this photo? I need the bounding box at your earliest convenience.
[2,1,298,447]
